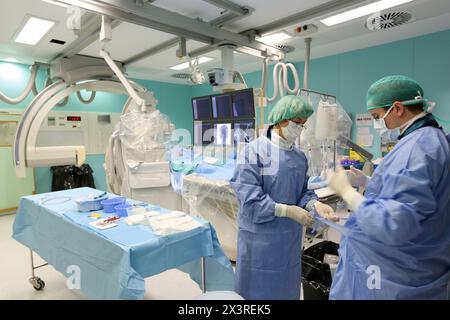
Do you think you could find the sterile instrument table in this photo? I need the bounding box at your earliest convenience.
[12,187,235,300]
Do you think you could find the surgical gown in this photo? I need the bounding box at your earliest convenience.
[230,135,317,300]
[330,126,450,300]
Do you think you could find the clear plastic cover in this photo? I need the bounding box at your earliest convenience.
[119,110,174,163]
[181,173,239,261]
[105,109,176,198]
[299,92,353,177]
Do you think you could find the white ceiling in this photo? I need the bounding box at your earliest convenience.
[1,0,450,85]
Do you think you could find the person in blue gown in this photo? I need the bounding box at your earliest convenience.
[327,75,450,299]
[230,95,338,300]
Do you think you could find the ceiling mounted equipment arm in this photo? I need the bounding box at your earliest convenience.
[123,8,251,66]
[52,0,284,60]
[50,12,121,63]
[99,16,147,112]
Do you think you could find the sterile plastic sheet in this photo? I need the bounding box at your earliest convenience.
[105,109,176,197]
[299,92,353,177]
[181,173,239,261]
[119,110,174,163]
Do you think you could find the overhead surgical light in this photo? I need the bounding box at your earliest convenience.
[15,16,55,45]
[256,31,292,45]
[170,57,213,71]
[320,0,414,26]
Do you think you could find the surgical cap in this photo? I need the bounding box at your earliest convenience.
[367,75,424,110]
[268,95,314,125]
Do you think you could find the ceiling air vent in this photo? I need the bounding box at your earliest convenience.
[171,73,190,79]
[50,39,66,45]
[366,12,413,31]
[275,44,295,53]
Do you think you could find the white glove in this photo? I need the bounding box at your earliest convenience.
[327,166,365,211]
[347,166,370,188]
[275,204,313,227]
[314,202,340,222]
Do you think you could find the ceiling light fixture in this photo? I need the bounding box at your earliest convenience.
[15,16,56,45]
[320,0,414,26]
[170,57,213,71]
[256,31,292,45]
[3,58,19,63]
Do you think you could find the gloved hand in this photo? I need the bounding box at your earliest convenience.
[275,204,313,227]
[314,201,340,222]
[347,166,370,187]
[327,166,365,211]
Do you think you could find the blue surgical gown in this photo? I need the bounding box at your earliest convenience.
[330,127,450,300]
[230,135,317,300]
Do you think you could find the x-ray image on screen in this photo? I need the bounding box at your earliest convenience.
[192,97,212,120]
[212,94,232,119]
[194,121,214,145]
[232,89,255,118]
[215,123,232,145]
[233,120,255,143]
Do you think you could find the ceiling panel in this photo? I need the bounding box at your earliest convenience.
[0,0,78,63]
[222,0,333,33]
[153,0,223,21]
[0,0,449,85]
[80,22,176,60]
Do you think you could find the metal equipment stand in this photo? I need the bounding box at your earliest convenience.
[28,248,208,294]
[29,249,48,290]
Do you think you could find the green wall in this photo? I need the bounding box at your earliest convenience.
[0,63,193,193]
[293,28,450,157]
[1,28,449,195]
[192,29,450,158]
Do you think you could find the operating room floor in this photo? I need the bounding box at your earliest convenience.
[0,214,206,300]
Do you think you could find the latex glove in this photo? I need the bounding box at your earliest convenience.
[275,204,313,227]
[314,201,340,222]
[347,166,370,188]
[327,166,365,211]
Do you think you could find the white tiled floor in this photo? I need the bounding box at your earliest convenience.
[0,213,204,300]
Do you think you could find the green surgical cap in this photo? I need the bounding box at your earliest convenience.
[268,95,314,125]
[367,75,424,110]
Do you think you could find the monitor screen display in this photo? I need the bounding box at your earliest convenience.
[194,121,214,146]
[214,123,232,145]
[211,94,232,119]
[192,97,212,121]
[232,89,255,118]
[233,119,256,143]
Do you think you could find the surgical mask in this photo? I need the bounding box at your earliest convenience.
[374,103,427,141]
[282,121,303,144]
[373,104,403,141]
[373,104,394,136]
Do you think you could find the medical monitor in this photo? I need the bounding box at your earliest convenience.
[192,96,212,121]
[194,121,214,146]
[232,89,255,118]
[214,122,232,145]
[211,94,232,119]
